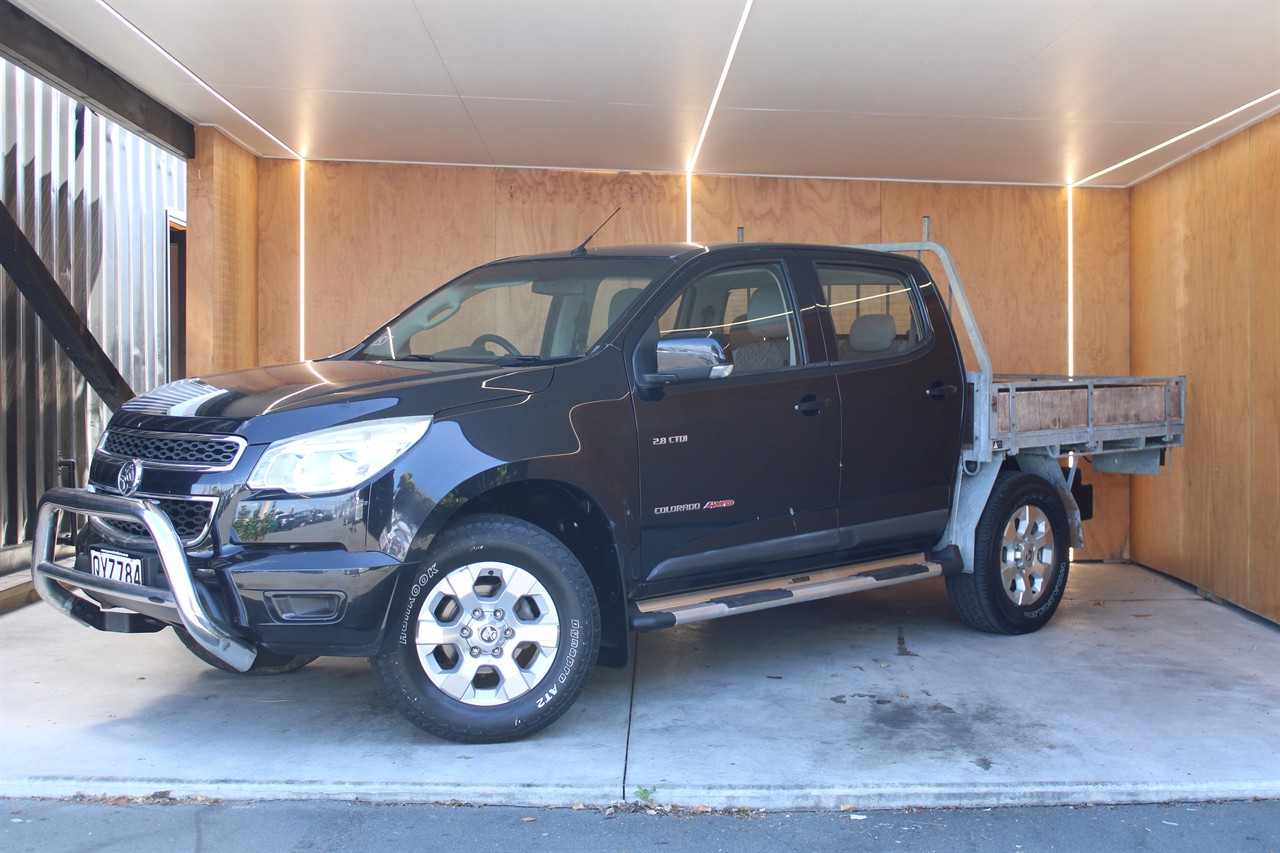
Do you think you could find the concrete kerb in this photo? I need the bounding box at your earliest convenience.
[2,778,1277,811]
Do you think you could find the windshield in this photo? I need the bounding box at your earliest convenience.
[354,257,672,363]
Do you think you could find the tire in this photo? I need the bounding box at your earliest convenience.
[173,625,318,675]
[946,471,1071,635]
[371,513,600,743]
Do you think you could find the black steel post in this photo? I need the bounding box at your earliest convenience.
[0,199,135,412]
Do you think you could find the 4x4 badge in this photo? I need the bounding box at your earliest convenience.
[117,459,143,496]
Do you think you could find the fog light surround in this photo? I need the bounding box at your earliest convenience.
[265,591,347,622]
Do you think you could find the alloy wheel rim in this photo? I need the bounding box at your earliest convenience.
[999,504,1054,607]
[415,561,561,706]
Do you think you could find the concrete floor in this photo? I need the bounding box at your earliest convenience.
[1,563,1277,810]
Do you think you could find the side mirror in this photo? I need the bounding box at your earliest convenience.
[641,332,734,385]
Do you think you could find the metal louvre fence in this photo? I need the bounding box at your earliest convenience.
[1,58,186,547]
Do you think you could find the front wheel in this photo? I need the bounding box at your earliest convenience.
[372,513,600,743]
[946,471,1071,635]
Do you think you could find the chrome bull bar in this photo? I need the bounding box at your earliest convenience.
[31,487,257,672]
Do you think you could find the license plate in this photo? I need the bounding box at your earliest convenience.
[90,549,144,585]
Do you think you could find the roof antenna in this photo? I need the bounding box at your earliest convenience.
[571,207,621,256]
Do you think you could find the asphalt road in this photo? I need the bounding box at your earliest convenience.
[3,797,1278,852]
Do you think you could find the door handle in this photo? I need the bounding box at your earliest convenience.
[794,396,831,414]
[924,384,958,397]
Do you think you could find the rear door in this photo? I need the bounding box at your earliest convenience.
[802,252,964,554]
[631,253,841,590]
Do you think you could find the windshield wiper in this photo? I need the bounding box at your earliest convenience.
[489,354,580,366]
[388,354,497,363]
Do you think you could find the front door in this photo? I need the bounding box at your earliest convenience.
[632,257,840,590]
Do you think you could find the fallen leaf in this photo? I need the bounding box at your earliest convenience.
[521,817,537,823]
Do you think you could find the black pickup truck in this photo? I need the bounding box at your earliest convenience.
[33,241,1185,743]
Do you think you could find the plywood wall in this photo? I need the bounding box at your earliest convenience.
[254,165,686,358]
[185,127,258,376]
[193,116,1279,619]
[1131,115,1279,623]
[1072,188,1132,560]
[260,167,1083,377]
[253,162,1130,559]
[255,159,300,367]
[692,175,881,244]
[496,169,685,257]
[881,183,1069,377]
[301,162,497,359]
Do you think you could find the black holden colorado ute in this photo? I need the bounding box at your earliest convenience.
[32,240,1185,743]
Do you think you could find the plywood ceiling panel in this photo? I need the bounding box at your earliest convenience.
[11,0,1280,186]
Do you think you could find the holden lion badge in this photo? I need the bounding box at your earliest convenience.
[117,459,143,496]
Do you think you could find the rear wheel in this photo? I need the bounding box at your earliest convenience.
[371,513,600,743]
[946,471,1070,634]
[173,625,317,675]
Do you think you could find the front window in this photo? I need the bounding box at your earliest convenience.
[354,258,671,363]
[658,262,802,373]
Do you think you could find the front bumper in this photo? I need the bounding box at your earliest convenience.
[34,487,409,667]
[33,487,258,671]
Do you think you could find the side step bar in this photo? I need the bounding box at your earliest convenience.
[629,550,958,631]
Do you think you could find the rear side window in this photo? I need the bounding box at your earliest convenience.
[815,264,926,362]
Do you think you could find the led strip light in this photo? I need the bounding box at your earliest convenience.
[686,0,754,241]
[1065,87,1280,378]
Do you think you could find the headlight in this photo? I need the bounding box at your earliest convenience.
[247,417,431,495]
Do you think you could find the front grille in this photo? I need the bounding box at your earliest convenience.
[100,428,244,471]
[96,497,216,545]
